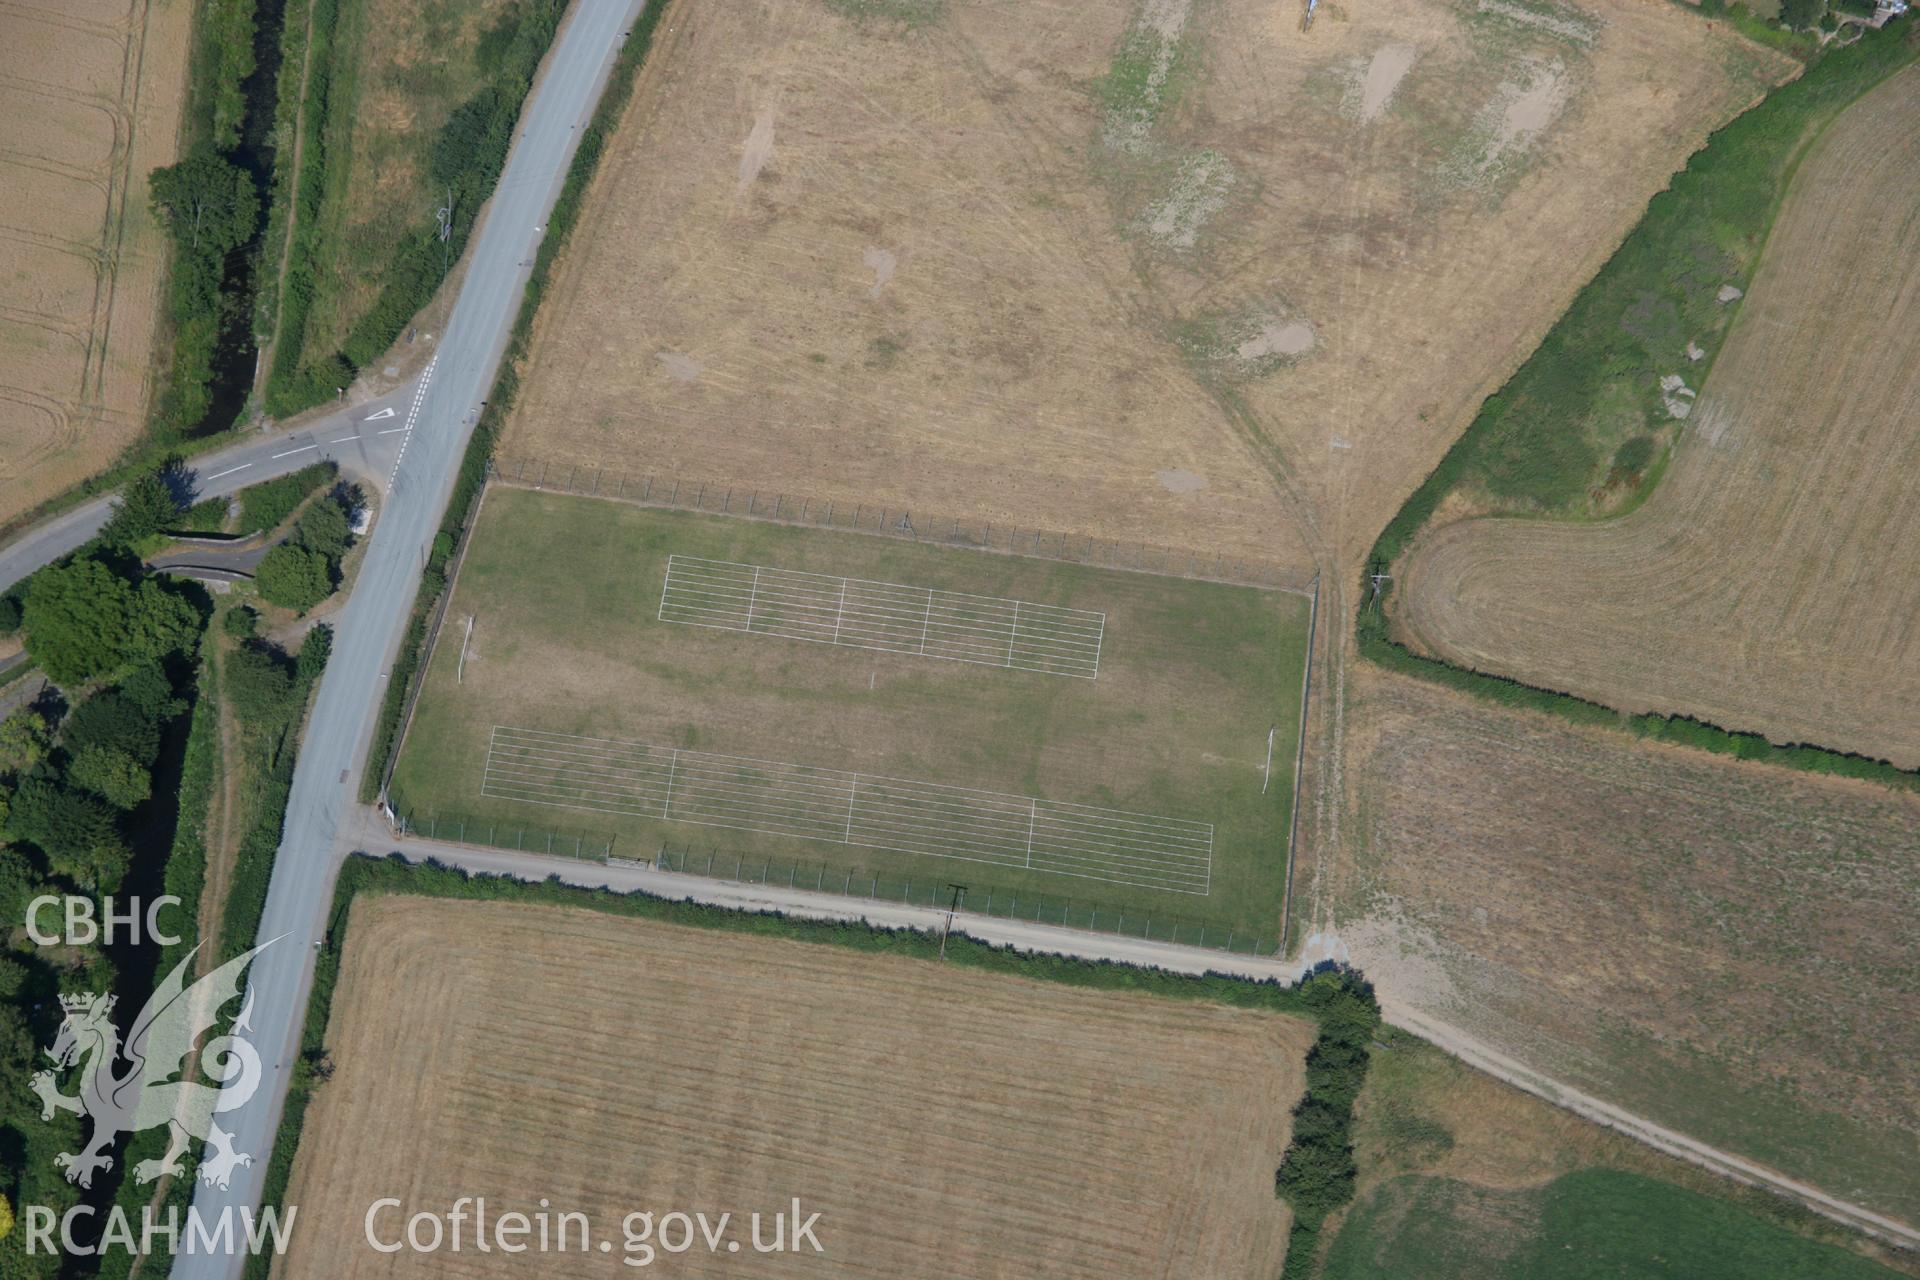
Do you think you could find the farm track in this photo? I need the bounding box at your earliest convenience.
[355,827,1920,1252]
[1395,68,1920,769]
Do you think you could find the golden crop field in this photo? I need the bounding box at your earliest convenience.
[277,896,1315,1277]
[0,0,191,524]
[502,0,1780,575]
[1335,665,1920,1223]
[1393,68,1920,768]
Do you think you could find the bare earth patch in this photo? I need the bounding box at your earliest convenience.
[504,0,1777,586]
[278,896,1314,1277]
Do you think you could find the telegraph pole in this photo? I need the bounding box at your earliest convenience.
[939,884,967,958]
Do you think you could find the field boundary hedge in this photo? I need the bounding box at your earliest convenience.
[360,0,671,802]
[1371,19,1918,560]
[262,0,570,416]
[247,853,1378,1278]
[1362,18,1920,792]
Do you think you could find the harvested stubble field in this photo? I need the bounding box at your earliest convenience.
[390,486,1310,937]
[1336,665,1920,1224]
[276,895,1314,1278]
[501,0,1780,577]
[0,0,191,523]
[1395,67,1920,769]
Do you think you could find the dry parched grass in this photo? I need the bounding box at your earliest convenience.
[1338,666,1920,1223]
[0,0,193,523]
[1395,69,1920,769]
[503,0,1779,578]
[277,897,1314,1277]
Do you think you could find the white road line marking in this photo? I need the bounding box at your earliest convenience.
[377,427,408,435]
[387,353,440,487]
[330,435,357,443]
[271,444,318,459]
[204,463,252,481]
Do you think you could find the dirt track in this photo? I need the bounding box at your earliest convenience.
[503,0,1777,581]
[278,896,1313,1278]
[1336,664,1920,1224]
[1393,68,1920,768]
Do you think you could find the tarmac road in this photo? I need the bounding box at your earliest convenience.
[169,4,647,1273]
[0,384,422,596]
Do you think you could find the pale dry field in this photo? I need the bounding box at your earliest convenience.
[1334,665,1920,1222]
[504,0,1779,574]
[0,0,191,523]
[277,896,1314,1278]
[1395,68,1920,768]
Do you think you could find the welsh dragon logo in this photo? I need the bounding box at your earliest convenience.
[30,939,278,1191]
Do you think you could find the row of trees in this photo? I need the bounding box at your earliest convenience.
[1276,970,1381,1277]
[1,551,206,1270]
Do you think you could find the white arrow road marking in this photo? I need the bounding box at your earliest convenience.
[363,407,397,421]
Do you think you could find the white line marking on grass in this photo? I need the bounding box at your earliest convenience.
[205,463,252,481]
[659,555,1108,679]
[482,726,1212,893]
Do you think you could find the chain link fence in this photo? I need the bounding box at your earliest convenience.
[491,454,1316,596]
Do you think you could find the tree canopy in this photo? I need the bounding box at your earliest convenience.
[101,464,185,549]
[22,558,199,685]
[255,544,334,613]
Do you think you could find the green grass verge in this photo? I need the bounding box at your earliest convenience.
[1373,17,1918,545]
[233,461,336,536]
[359,0,670,803]
[218,629,332,963]
[1360,17,1920,791]
[263,0,569,414]
[1319,1169,1905,1280]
